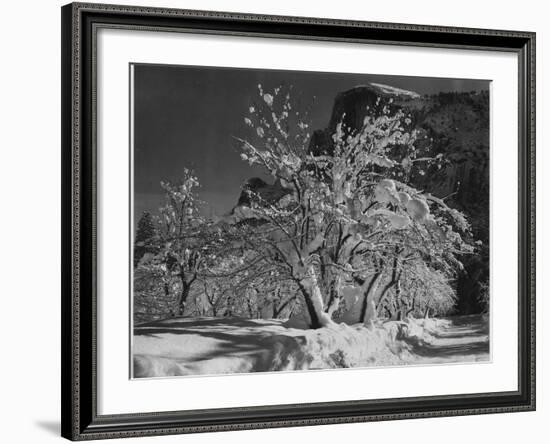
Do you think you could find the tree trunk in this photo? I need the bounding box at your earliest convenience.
[175,270,197,316]
[164,282,175,317]
[297,265,335,329]
[376,258,401,314]
[175,283,190,316]
[225,294,234,317]
[272,289,280,318]
[376,280,396,312]
[247,299,255,318]
[359,272,382,324]
[406,298,416,318]
[274,295,295,318]
[396,279,409,319]
[175,270,194,316]
[325,276,342,317]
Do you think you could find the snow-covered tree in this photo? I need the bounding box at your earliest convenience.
[156,170,212,316]
[233,84,472,328]
[134,169,224,318]
[133,253,178,322]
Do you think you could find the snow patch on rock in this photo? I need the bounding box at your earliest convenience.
[370,82,421,99]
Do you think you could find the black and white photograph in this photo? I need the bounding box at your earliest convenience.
[131,64,491,378]
[0,0,543,442]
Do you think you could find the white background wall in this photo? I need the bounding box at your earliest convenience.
[0,0,546,443]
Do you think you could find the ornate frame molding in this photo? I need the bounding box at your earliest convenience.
[61,2,535,440]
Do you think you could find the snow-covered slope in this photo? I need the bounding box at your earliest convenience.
[133,315,489,378]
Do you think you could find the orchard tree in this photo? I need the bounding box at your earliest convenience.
[233,84,473,328]
[133,253,178,322]
[375,256,457,320]
[156,170,209,316]
[136,169,226,317]
[198,237,299,318]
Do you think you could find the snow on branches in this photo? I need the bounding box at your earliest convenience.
[134,84,478,329]
[233,84,474,328]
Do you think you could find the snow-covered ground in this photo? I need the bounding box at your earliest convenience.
[133,315,489,378]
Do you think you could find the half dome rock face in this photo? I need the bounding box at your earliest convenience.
[307,84,489,223]
[309,83,420,156]
[328,83,419,132]
[234,82,488,241]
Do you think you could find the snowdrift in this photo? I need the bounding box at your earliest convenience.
[133,315,489,378]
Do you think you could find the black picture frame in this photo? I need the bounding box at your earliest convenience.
[61,2,536,440]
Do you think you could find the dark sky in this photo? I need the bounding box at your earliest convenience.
[133,63,489,224]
